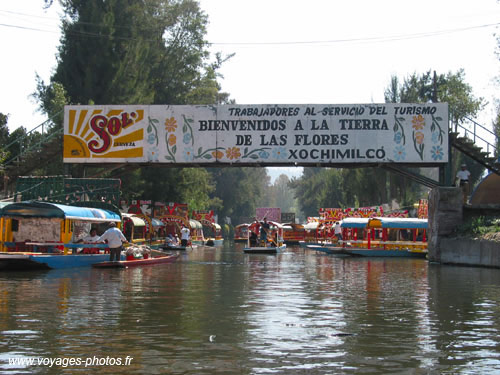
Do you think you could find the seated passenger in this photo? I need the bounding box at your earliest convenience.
[249,231,258,246]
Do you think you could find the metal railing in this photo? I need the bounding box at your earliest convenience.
[3,119,63,167]
[451,117,499,159]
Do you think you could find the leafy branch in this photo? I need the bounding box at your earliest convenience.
[194,147,225,160]
[241,147,271,160]
[147,117,159,147]
[392,116,406,145]
[430,114,445,145]
[182,115,195,146]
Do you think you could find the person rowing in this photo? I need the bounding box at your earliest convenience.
[255,217,270,246]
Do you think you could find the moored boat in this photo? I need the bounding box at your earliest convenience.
[192,210,224,246]
[159,243,187,251]
[92,254,178,268]
[0,201,124,270]
[339,217,428,258]
[234,223,249,242]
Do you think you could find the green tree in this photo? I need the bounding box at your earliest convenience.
[35,0,233,208]
[209,167,269,224]
[269,174,296,213]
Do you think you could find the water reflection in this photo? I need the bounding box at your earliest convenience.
[0,244,499,374]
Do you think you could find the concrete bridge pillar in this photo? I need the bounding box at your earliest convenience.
[428,187,463,262]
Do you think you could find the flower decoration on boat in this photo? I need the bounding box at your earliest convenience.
[146,117,159,147]
[164,116,178,162]
[431,145,444,161]
[393,145,406,161]
[411,115,425,160]
[226,147,241,160]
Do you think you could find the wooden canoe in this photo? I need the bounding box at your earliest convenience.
[92,254,178,268]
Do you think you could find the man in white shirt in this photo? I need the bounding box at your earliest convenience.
[180,225,190,247]
[97,222,128,261]
[456,164,471,204]
[334,222,343,241]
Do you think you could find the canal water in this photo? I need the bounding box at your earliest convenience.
[1,243,500,374]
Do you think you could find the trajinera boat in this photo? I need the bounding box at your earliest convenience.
[243,221,286,254]
[335,217,428,257]
[0,201,124,270]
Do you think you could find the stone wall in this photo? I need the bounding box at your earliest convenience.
[429,186,500,268]
[428,187,463,262]
[439,238,500,268]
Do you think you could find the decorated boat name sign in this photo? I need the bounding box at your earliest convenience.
[63,104,448,165]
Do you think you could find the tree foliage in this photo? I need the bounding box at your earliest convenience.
[291,70,484,216]
[34,0,240,210]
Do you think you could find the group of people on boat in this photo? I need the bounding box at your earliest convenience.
[248,217,282,247]
[163,224,191,248]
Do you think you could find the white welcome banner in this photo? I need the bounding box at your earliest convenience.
[64,103,448,164]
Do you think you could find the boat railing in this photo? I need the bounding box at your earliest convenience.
[340,239,427,251]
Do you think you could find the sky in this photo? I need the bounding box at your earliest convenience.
[1,0,500,182]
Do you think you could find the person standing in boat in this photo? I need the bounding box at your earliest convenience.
[180,224,190,247]
[97,222,128,262]
[257,217,270,246]
[334,222,343,242]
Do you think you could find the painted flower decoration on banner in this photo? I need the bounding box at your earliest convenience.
[412,115,425,160]
[146,117,159,161]
[164,116,178,162]
[226,147,241,160]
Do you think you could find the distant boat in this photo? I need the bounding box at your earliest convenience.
[234,223,249,242]
[243,221,286,255]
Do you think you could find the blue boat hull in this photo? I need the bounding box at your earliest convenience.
[343,248,427,258]
[0,253,125,270]
[305,244,349,256]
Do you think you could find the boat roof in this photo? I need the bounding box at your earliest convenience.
[303,221,319,230]
[189,219,202,229]
[151,218,165,227]
[368,217,428,229]
[1,201,121,222]
[341,218,369,228]
[122,213,146,226]
[341,217,427,229]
